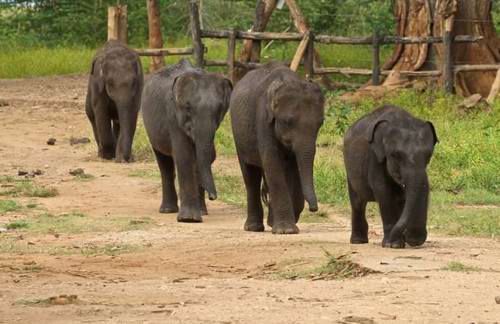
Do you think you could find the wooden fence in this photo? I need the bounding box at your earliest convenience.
[188,1,500,93]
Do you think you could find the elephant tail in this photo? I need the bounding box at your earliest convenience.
[261,178,270,207]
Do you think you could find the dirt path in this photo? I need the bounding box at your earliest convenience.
[0,75,499,323]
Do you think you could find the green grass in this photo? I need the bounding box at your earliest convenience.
[0,177,58,198]
[4,212,154,234]
[0,200,21,214]
[443,261,480,272]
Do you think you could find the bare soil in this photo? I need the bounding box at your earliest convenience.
[0,75,499,324]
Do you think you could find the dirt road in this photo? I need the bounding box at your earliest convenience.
[0,75,499,323]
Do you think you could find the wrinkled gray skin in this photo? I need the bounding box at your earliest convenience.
[230,63,325,234]
[142,59,232,223]
[343,105,438,248]
[85,40,144,162]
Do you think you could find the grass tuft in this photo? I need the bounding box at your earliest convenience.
[443,261,480,272]
[0,200,21,214]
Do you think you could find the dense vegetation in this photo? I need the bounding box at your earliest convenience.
[0,0,400,47]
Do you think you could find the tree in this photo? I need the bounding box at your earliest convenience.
[383,0,500,97]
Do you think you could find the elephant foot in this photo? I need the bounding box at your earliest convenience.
[159,204,178,214]
[350,233,369,244]
[272,222,299,235]
[98,149,115,160]
[115,156,133,163]
[177,207,202,223]
[382,237,405,249]
[200,201,208,216]
[244,221,265,232]
[405,230,427,247]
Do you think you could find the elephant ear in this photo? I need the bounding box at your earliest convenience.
[90,58,105,93]
[366,119,389,163]
[266,79,285,124]
[219,77,233,124]
[172,74,197,138]
[427,121,439,145]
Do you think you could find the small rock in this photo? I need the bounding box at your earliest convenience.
[18,170,29,176]
[69,168,85,176]
[47,138,57,145]
[460,93,483,109]
[33,169,43,176]
[496,296,500,304]
[0,227,7,233]
[69,137,91,145]
[0,100,9,107]
[27,241,35,245]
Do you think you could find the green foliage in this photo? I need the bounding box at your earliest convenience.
[6,220,29,230]
[0,177,58,198]
[443,261,480,272]
[0,200,21,214]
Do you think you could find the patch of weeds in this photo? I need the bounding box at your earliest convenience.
[443,261,480,272]
[80,243,141,257]
[279,251,376,280]
[214,174,246,207]
[21,264,43,272]
[6,220,29,230]
[26,203,38,209]
[128,169,160,179]
[74,173,95,181]
[22,212,154,234]
[429,206,500,238]
[0,178,58,198]
[300,211,331,223]
[0,199,21,214]
[14,298,50,307]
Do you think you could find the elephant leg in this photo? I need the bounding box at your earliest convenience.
[154,149,178,214]
[241,162,264,232]
[263,161,298,234]
[173,135,202,223]
[348,181,369,244]
[115,109,138,163]
[377,196,405,248]
[112,119,120,143]
[94,103,115,160]
[85,95,100,147]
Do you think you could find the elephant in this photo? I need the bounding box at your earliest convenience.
[343,105,438,248]
[230,63,325,234]
[141,59,232,223]
[85,40,144,162]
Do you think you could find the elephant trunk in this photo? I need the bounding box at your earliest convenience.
[196,140,217,201]
[389,170,429,244]
[296,146,318,212]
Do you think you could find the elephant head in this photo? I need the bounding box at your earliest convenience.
[367,118,438,246]
[266,79,325,212]
[172,72,233,200]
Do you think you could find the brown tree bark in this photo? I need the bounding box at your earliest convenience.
[383,0,500,97]
[235,0,277,81]
[147,0,165,72]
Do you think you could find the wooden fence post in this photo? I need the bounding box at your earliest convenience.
[227,30,237,84]
[443,30,454,93]
[147,0,165,72]
[304,32,315,79]
[372,33,381,86]
[189,0,204,68]
[108,5,128,44]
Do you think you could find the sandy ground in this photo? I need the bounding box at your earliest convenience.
[0,75,499,324]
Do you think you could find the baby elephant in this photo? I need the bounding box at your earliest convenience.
[230,63,325,234]
[343,105,438,248]
[86,40,144,162]
[142,59,232,223]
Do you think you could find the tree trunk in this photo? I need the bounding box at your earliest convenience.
[382,0,500,97]
[235,0,277,82]
[147,0,165,72]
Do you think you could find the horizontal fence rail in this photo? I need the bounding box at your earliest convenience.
[134,47,193,57]
[188,1,500,93]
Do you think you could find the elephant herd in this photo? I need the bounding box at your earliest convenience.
[86,41,438,249]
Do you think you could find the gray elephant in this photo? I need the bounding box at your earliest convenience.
[230,63,325,234]
[343,105,438,248]
[141,59,232,223]
[85,40,144,162]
